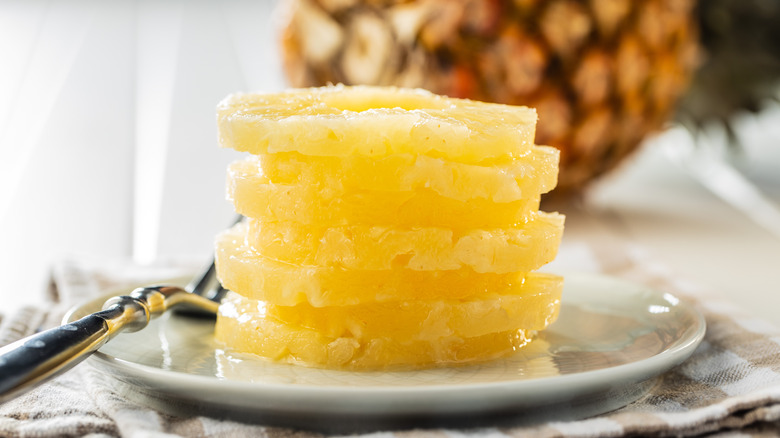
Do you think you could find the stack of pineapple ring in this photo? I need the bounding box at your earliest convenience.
[214,85,565,370]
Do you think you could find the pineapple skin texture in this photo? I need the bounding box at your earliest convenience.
[277,0,699,195]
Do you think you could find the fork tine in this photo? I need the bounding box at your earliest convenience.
[185,257,218,295]
[176,261,223,318]
[208,284,229,304]
[186,215,242,297]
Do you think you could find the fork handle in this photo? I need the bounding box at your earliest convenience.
[0,296,148,403]
[0,286,219,403]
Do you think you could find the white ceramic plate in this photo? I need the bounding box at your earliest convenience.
[65,273,705,431]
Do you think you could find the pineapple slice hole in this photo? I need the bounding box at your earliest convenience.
[320,87,449,112]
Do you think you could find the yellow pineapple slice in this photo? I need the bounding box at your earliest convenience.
[216,225,553,306]
[259,275,561,340]
[215,291,537,369]
[227,165,540,228]
[257,146,559,203]
[244,212,563,273]
[217,85,537,164]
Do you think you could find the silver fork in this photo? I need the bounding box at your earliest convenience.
[0,257,225,403]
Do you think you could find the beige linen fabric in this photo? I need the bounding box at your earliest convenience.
[2,242,780,437]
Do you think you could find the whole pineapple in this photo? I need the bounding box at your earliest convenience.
[278,0,699,195]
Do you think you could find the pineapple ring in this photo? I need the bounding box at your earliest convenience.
[228,171,540,228]
[238,273,562,341]
[216,291,537,370]
[243,212,564,273]
[216,225,555,306]
[246,145,558,203]
[217,85,537,164]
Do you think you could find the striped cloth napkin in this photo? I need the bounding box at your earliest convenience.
[2,238,780,437]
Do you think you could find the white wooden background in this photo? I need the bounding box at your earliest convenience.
[0,0,286,310]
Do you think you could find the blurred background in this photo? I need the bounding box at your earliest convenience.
[1,0,779,320]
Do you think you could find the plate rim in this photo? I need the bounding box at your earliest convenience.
[66,272,705,390]
[65,272,706,419]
